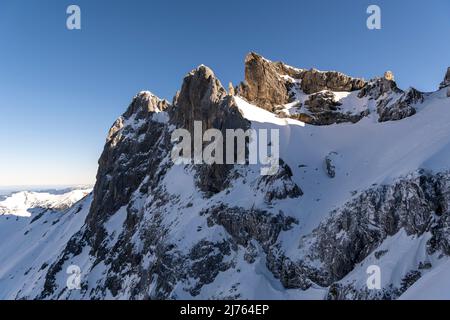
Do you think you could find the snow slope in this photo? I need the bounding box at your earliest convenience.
[0,189,92,299]
[400,258,450,300]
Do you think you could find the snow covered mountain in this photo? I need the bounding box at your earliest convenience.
[0,188,92,217]
[2,53,450,300]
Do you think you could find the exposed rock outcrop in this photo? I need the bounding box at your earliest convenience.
[358,77,401,100]
[238,53,292,111]
[287,170,450,299]
[439,67,450,89]
[293,91,369,125]
[377,87,423,122]
[238,52,366,114]
[87,91,172,251]
[358,78,423,122]
[170,65,228,133]
[204,204,297,251]
[300,68,366,95]
[238,53,425,125]
[254,160,303,203]
[171,65,251,195]
[324,152,338,178]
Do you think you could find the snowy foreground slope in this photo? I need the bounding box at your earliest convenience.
[0,188,92,299]
[2,53,450,299]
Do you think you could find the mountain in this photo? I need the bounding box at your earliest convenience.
[2,53,450,300]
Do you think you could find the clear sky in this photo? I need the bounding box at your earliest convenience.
[1,0,450,186]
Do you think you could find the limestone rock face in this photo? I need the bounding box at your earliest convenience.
[357,77,401,100]
[238,52,370,125]
[170,65,228,133]
[300,69,366,94]
[238,52,292,111]
[204,204,297,251]
[377,87,422,122]
[171,66,252,195]
[238,53,426,125]
[291,91,369,126]
[439,67,450,89]
[357,77,423,122]
[255,160,303,203]
[238,52,366,113]
[123,91,169,119]
[305,91,341,113]
[87,91,172,247]
[277,170,450,299]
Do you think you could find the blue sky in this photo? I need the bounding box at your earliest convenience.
[1,0,449,186]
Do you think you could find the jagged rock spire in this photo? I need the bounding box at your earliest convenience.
[123,91,169,119]
[238,52,291,111]
[170,65,227,133]
[384,71,394,81]
[228,82,235,96]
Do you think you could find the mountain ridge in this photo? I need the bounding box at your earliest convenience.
[1,53,450,299]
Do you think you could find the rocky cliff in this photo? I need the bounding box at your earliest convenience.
[238,52,426,125]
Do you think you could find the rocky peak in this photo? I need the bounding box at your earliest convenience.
[123,91,169,120]
[106,92,169,144]
[87,91,172,247]
[92,64,255,221]
[357,77,423,123]
[238,52,292,111]
[237,53,428,125]
[170,65,252,195]
[439,67,450,89]
[171,65,228,133]
[238,52,366,114]
[358,77,402,100]
[377,87,423,122]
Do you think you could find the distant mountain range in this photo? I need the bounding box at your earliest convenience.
[0,185,92,196]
